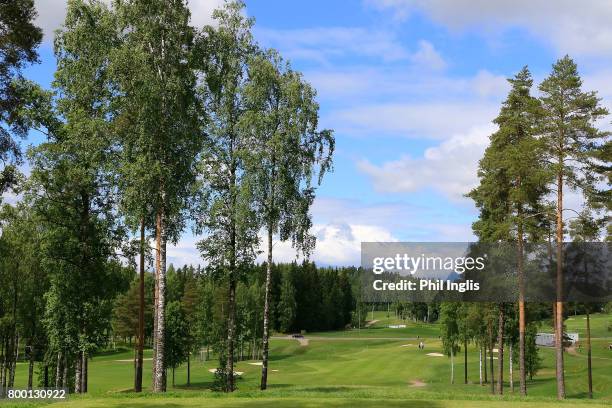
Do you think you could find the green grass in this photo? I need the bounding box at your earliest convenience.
[5,313,612,408]
[540,313,612,339]
[308,311,441,338]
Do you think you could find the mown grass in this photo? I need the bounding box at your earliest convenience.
[5,313,611,408]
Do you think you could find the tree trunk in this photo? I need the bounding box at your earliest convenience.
[0,336,5,397]
[489,324,495,394]
[586,309,593,399]
[464,337,468,384]
[8,333,18,389]
[479,347,483,385]
[75,352,82,393]
[153,209,167,392]
[227,274,237,392]
[450,351,454,384]
[135,218,145,392]
[509,343,514,393]
[62,355,68,389]
[261,224,273,390]
[497,307,504,395]
[44,364,48,388]
[484,345,487,383]
[28,346,34,390]
[517,208,527,396]
[555,171,565,399]
[55,352,62,388]
[82,352,88,393]
[187,353,190,386]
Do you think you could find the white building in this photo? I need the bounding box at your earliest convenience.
[535,332,579,347]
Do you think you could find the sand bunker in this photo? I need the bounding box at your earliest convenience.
[400,344,414,347]
[248,362,263,366]
[365,319,379,327]
[410,379,427,387]
[208,368,243,376]
[426,353,444,357]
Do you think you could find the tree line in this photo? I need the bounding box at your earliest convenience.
[0,0,334,395]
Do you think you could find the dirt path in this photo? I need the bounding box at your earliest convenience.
[275,335,309,346]
[365,319,379,327]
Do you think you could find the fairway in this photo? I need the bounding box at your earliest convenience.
[7,313,611,407]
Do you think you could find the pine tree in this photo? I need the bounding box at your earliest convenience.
[538,56,609,399]
[468,67,548,396]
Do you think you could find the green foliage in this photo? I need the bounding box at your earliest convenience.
[0,0,42,195]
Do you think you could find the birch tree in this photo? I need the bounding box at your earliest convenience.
[112,0,201,392]
[194,0,259,392]
[242,49,333,390]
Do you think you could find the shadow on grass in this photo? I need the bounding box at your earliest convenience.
[91,401,442,408]
[297,386,357,393]
[172,381,215,390]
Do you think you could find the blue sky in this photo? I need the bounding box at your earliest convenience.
[17,0,612,266]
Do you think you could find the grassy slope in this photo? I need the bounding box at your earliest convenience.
[6,312,611,408]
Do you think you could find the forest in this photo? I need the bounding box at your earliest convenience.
[0,0,610,405]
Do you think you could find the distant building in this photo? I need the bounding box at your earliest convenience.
[536,332,579,347]
[388,324,406,329]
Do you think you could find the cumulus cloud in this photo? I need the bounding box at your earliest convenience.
[357,124,495,200]
[364,0,612,57]
[34,0,223,42]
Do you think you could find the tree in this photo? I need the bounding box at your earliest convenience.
[278,269,296,333]
[538,55,609,399]
[569,212,604,399]
[112,0,201,392]
[440,302,460,384]
[468,67,548,396]
[242,49,334,390]
[164,301,190,387]
[25,0,126,393]
[0,202,48,395]
[194,0,259,392]
[0,0,42,196]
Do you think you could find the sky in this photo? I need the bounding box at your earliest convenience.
[16,0,612,267]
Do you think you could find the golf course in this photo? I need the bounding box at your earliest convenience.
[5,312,611,407]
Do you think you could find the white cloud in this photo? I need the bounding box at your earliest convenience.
[188,0,225,28]
[328,102,498,139]
[411,40,446,70]
[34,0,222,42]
[357,124,495,200]
[256,26,410,64]
[364,0,612,57]
[262,223,398,266]
[306,66,508,105]
[34,0,66,41]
